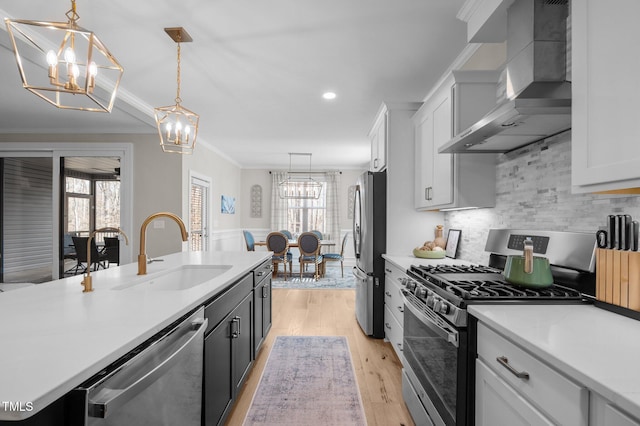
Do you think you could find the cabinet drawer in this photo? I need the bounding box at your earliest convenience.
[204,273,253,334]
[477,323,588,426]
[384,262,407,290]
[384,267,405,324]
[384,305,403,361]
[253,259,272,288]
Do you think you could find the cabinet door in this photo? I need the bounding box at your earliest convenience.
[232,293,254,397]
[591,393,640,426]
[476,359,554,426]
[204,313,234,426]
[253,277,272,356]
[430,96,454,206]
[572,0,640,191]
[414,110,434,209]
[370,113,387,171]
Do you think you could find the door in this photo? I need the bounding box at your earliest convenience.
[353,172,374,273]
[189,175,210,251]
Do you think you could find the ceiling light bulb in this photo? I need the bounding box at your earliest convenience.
[71,64,80,78]
[175,121,183,131]
[46,50,57,66]
[322,92,337,100]
[88,62,98,77]
[64,47,76,63]
[185,126,191,135]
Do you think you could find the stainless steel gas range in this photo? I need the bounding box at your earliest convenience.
[400,229,597,426]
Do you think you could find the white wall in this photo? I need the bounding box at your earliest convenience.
[182,143,243,251]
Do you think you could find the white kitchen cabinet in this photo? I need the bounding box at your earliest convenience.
[414,70,498,210]
[591,393,640,426]
[476,322,589,426]
[384,260,406,361]
[476,359,554,426]
[369,109,387,172]
[572,0,640,193]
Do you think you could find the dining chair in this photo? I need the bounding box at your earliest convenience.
[310,230,323,240]
[322,233,348,277]
[298,232,323,281]
[71,236,109,274]
[243,230,256,251]
[103,237,121,265]
[279,230,293,239]
[266,232,292,280]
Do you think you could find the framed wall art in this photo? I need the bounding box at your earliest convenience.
[445,229,461,259]
[221,195,236,214]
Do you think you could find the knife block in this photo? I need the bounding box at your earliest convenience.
[596,248,640,311]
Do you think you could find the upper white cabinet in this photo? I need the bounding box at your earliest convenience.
[414,70,498,210]
[572,0,640,193]
[369,108,387,172]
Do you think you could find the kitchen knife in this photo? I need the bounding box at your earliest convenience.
[633,221,639,251]
[618,215,628,250]
[607,215,616,249]
[624,214,633,250]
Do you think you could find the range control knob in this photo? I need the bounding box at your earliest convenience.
[426,295,436,308]
[434,300,450,315]
[415,287,427,299]
[406,281,417,291]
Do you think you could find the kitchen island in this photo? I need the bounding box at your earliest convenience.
[471,304,640,425]
[0,250,270,422]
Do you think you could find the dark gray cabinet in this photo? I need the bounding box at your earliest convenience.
[253,259,272,357]
[203,273,254,426]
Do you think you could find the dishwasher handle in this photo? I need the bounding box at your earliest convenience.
[86,314,207,418]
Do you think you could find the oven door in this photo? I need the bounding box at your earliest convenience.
[402,293,469,426]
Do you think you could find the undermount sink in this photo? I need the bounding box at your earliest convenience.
[113,264,232,291]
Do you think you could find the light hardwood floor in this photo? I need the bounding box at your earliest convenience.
[225,288,415,426]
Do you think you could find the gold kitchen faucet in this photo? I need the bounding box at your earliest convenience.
[137,212,188,275]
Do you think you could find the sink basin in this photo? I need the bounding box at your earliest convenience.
[113,265,232,291]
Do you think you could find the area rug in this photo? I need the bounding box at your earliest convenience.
[272,265,355,289]
[243,336,367,426]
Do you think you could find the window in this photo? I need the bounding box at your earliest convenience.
[66,176,91,236]
[286,182,326,235]
[190,175,210,251]
[95,180,121,229]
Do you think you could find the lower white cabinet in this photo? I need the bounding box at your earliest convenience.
[476,359,554,426]
[591,393,640,426]
[384,261,406,361]
[475,322,588,426]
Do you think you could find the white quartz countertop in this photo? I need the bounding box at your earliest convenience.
[0,250,270,421]
[469,304,640,420]
[382,254,473,271]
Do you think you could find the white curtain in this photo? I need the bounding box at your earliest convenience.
[324,171,341,243]
[270,172,289,231]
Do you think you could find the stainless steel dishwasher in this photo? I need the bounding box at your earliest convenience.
[69,307,207,426]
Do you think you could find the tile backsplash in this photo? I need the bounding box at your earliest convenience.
[445,131,640,265]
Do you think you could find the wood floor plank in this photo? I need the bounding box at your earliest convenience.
[224,288,414,426]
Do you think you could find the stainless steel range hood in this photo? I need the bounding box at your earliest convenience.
[440,0,570,154]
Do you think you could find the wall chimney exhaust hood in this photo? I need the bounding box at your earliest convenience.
[439,0,570,154]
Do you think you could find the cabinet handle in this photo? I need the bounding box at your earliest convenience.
[397,306,404,313]
[385,322,391,330]
[397,343,403,352]
[425,187,429,201]
[231,316,241,338]
[374,158,379,168]
[257,271,264,277]
[262,285,268,298]
[496,356,530,380]
[385,291,392,297]
[385,268,392,273]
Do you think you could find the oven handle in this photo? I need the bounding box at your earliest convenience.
[402,291,458,347]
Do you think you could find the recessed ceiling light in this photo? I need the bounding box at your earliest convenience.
[322,92,337,100]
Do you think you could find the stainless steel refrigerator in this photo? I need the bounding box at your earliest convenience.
[352,170,386,338]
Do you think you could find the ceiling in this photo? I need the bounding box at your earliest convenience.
[0,0,469,170]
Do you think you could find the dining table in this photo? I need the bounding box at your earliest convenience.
[254,239,336,278]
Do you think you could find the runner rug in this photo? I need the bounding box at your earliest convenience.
[271,265,355,289]
[243,336,367,426]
